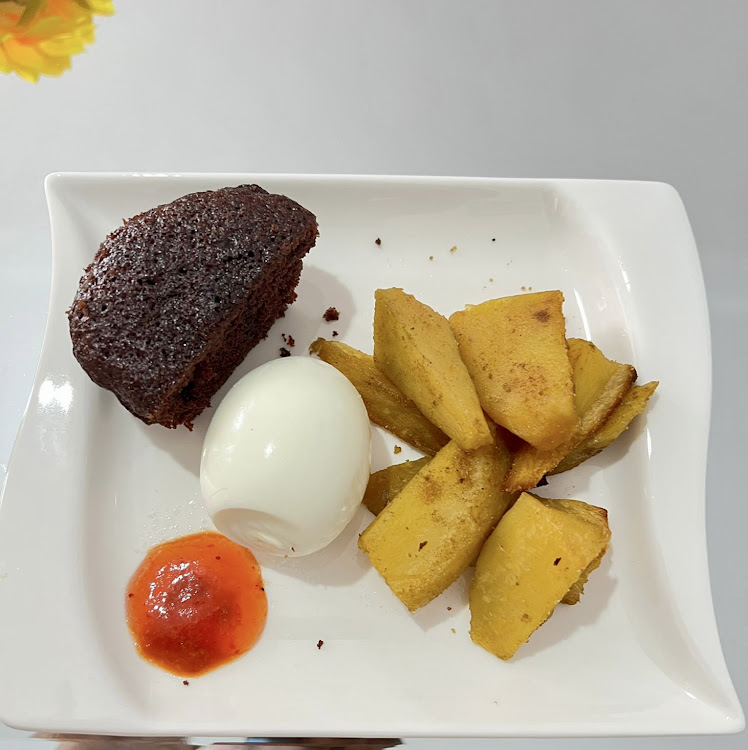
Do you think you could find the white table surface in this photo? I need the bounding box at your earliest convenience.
[0,1,745,748]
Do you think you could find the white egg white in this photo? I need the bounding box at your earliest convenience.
[200,356,371,556]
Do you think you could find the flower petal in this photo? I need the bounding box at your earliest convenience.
[3,36,46,68]
[38,33,87,56]
[88,0,114,16]
[0,45,12,73]
[12,62,40,82]
[0,5,25,33]
[46,0,91,21]
[79,21,95,44]
[23,15,88,39]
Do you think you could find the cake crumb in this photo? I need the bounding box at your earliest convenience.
[182,680,189,686]
[286,335,295,348]
[279,347,291,357]
[393,445,402,455]
[489,278,494,282]
[449,246,457,253]
[317,639,324,650]
[521,286,526,291]
[375,237,382,246]
[451,628,456,634]
[323,307,340,322]
[491,238,496,242]
[332,330,339,337]
[447,606,452,611]
[429,255,434,261]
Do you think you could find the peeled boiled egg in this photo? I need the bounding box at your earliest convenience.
[200,356,371,556]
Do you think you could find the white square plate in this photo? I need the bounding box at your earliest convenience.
[0,174,743,738]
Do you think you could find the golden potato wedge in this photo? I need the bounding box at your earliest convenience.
[469,492,610,660]
[551,381,659,475]
[568,339,636,419]
[373,288,492,451]
[541,496,610,529]
[310,338,448,456]
[449,291,577,451]
[363,457,431,516]
[503,339,636,493]
[359,433,514,612]
[563,551,606,606]
[540,499,611,606]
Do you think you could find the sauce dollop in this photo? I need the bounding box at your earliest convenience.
[126,531,267,676]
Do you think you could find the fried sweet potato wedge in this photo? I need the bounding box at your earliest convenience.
[551,381,659,475]
[469,492,610,660]
[363,457,431,516]
[310,338,448,456]
[373,288,492,451]
[503,339,636,493]
[359,433,514,612]
[449,291,577,451]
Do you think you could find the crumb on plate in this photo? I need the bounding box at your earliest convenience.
[323,307,340,322]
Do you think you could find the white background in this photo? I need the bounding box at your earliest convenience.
[0,1,745,748]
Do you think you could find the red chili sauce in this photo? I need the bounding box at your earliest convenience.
[126,532,267,676]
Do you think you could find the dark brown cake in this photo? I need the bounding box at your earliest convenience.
[68,184,318,428]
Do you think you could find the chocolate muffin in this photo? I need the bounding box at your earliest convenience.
[68,184,318,428]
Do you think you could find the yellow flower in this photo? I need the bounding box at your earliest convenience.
[0,0,113,83]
